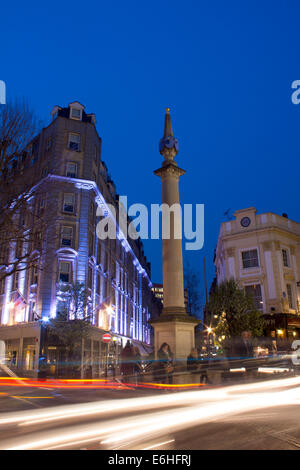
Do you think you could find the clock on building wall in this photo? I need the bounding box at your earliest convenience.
[241,216,251,227]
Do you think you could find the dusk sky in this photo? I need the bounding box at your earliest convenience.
[1,0,300,309]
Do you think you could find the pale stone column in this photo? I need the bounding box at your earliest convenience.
[151,109,199,365]
[157,166,185,310]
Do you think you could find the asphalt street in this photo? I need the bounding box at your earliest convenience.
[0,374,299,450]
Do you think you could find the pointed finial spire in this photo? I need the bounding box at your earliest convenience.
[163,107,173,138]
[159,107,179,159]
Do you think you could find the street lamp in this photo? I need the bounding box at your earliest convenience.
[106,306,113,316]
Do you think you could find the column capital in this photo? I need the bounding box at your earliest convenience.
[154,161,185,179]
[262,241,272,251]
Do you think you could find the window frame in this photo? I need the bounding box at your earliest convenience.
[282,249,290,268]
[59,261,72,283]
[241,249,259,269]
[68,132,81,151]
[61,226,73,247]
[46,136,52,150]
[63,193,75,214]
[245,284,263,310]
[287,283,294,309]
[70,107,82,121]
[66,162,78,179]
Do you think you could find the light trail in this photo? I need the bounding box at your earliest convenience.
[1,383,300,450]
[0,387,228,427]
[0,376,299,429]
[0,376,299,449]
[142,439,175,450]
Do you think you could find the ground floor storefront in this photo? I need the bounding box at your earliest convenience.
[264,313,300,350]
[0,322,153,379]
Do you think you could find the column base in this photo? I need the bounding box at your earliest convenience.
[150,313,199,361]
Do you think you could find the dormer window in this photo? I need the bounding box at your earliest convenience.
[70,107,82,120]
[50,105,61,121]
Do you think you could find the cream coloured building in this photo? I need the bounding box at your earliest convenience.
[215,207,300,340]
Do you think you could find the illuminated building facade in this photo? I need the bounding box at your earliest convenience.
[214,207,300,344]
[0,101,155,376]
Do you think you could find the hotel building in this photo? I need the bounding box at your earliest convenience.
[0,101,156,376]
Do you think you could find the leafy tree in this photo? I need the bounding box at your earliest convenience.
[208,278,265,338]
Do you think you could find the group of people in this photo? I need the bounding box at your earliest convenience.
[187,330,259,382]
[120,331,259,385]
[120,340,142,383]
[120,341,175,384]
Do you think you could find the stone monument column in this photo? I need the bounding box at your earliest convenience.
[150,109,199,365]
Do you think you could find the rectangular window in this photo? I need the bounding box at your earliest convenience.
[63,193,75,213]
[70,108,81,120]
[32,265,39,285]
[59,262,71,283]
[245,284,263,310]
[66,162,78,178]
[68,133,81,151]
[88,266,93,289]
[88,232,94,257]
[97,240,101,265]
[16,240,23,258]
[46,136,52,150]
[61,226,73,247]
[287,284,294,309]
[13,272,19,291]
[96,273,101,295]
[282,249,289,267]
[241,249,259,269]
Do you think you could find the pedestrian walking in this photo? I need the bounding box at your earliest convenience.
[156,343,174,384]
[120,340,134,382]
[234,330,257,377]
[133,346,142,384]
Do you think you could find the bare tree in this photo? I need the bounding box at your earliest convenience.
[184,259,202,317]
[0,100,56,282]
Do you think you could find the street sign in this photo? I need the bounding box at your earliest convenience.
[102,333,111,343]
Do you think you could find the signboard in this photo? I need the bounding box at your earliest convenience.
[102,333,111,343]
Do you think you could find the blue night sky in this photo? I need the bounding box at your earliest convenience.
[1,0,300,309]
